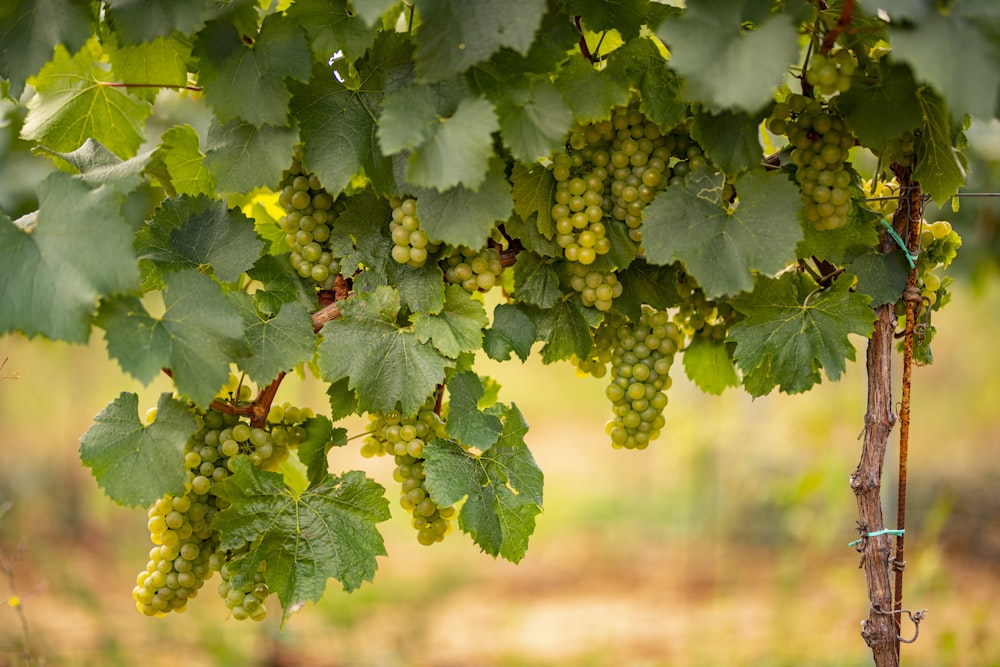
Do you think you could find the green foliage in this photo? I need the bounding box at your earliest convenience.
[0,0,987,625]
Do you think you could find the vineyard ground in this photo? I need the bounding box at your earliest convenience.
[1,284,999,667]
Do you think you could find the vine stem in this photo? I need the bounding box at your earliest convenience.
[820,0,856,53]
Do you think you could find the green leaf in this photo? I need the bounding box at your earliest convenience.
[835,63,923,149]
[194,13,312,126]
[533,298,595,363]
[729,272,875,395]
[913,87,968,206]
[847,251,911,308]
[642,168,802,298]
[296,417,347,488]
[104,0,214,44]
[0,172,139,343]
[797,194,880,266]
[231,296,316,386]
[568,0,651,41]
[0,0,93,98]
[287,0,378,63]
[203,118,300,194]
[409,159,513,248]
[326,378,360,421]
[606,38,688,132]
[411,285,488,359]
[149,124,215,197]
[483,303,537,362]
[690,109,766,174]
[511,161,556,239]
[554,56,631,124]
[97,269,249,407]
[889,7,1000,121]
[511,252,564,308]
[401,95,499,191]
[445,371,503,451]
[391,262,447,315]
[107,33,190,103]
[247,254,316,317]
[657,0,799,112]
[22,41,152,158]
[316,286,452,414]
[615,259,682,322]
[496,79,573,163]
[136,194,264,283]
[78,392,195,507]
[682,335,738,395]
[412,0,547,82]
[35,138,151,196]
[212,460,390,623]
[422,403,542,562]
[352,0,400,27]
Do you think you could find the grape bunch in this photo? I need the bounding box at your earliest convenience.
[389,196,441,268]
[672,275,740,342]
[604,307,684,450]
[361,403,457,546]
[133,396,312,620]
[442,245,504,293]
[915,219,962,309]
[567,262,622,312]
[277,148,344,288]
[216,554,269,622]
[805,48,857,96]
[768,94,856,230]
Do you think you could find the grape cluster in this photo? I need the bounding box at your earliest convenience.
[567,262,623,312]
[672,275,740,342]
[389,197,441,268]
[216,555,269,622]
[133,398,311,620]
[915,219,962,308]
[442,246,503,293]
[768,94,856,230]
[605,307,684,450]
[361,403,456,545]
[278,148,344,288]
[805,49,857,96]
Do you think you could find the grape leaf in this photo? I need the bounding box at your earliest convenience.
[35,138,151,197]
[847,251,910,308]
[149,124,215,197]
[104,0,214,44]
[412,0,546,83]
[0,172,139,343]
[606,38,687,133]
[409,159,513,249]
[511,252,564,308]
[797,194,880,265]
[445,371,503,451]
[496,79,573,163]
[568,0,651,41]
[729,272,876,395]
[390,262,447,315]
[532,298,595,364]
[657,0,799,112]
[483,303,537,362]
[889,6,1000,122]
[230,295,316,386]
[106,33,190,103]
[316,286,452,414]
[682,335,739,395]
[352,0,400,27]
[296,416,347,488]
[511,161,556,239]
[411,285,489,359]
[0,0,92,98]
[642,168,802,298]
[377,76,453,156]
[554,56,631,124]
[194,13,312,126]
[422,403,542,563]
[326,378,360,421]
[913,87,968,206]
[78,392,195,507]
[212,459,390,623]
[203,118,300,194]
[247,254,316,317]
[96,269,249,407]
[835,62,922,149]
[21,41,152,158]
[287,0,378,64]
[690,109,766,175]
[136,194,264,283]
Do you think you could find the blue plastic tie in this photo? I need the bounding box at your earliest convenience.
[849,528,905,548]
[880,219,918,269]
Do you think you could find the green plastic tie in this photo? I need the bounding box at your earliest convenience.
[849,528,905,548]
[880,219,918,269]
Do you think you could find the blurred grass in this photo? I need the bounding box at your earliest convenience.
[1,281,999,667]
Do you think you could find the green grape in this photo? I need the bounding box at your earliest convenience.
[389,197,441,268]
[566,261,623,312]
[571,312,621,379]
[442,246,503,293]
[604,307,684,450]
[277,147,344,289]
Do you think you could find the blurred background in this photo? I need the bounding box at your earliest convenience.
[2,92,1000,667]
